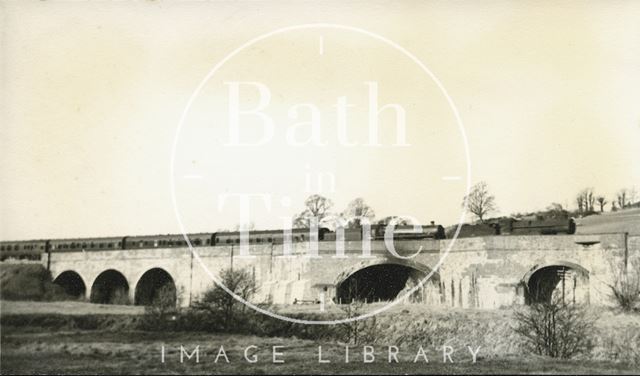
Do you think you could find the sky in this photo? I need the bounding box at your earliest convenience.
[1,0,639,240]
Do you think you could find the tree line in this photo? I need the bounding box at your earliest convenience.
[291,194,408,229]
[461,182,638,224]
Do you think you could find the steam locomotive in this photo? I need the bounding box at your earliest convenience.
[451,217,576,238]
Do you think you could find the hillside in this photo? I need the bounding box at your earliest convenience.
[575,208,640,236]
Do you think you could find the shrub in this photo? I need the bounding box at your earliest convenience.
[138,285,179,331]
[191,267,257,332]
[0,264,75,301]
[608,258,640,312]
[513,297,596,359]
[338,300,377,345]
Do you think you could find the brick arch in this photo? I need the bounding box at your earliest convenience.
[522,260,590,305]
[334,258,439,286]
[334,258,440,304]
[133,267,177,306]
[89,269,130,305]
[52,270,87,299]
[522,260,589,285]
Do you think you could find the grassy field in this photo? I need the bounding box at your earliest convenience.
[1,301,640,374]
[0,300,143,315]
[2,329,639,375]
[575,208,640,235]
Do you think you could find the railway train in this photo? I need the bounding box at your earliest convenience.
[450,217,576,238]
[0,217,574,262]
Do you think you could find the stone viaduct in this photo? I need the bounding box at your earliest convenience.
[44,232,639,309]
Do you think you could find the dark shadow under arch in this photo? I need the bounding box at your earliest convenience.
[53,271,86,299]
[335,263,438,304]
[524,263,590,305]
[134,268,176,306]
[90,269,130,305]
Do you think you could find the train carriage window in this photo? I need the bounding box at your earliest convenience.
[0,246,4,251]
[235,239,240,244]
[206,239,211,245]
[226,239,231,244]
[267,237,272,242]
[82,243,87,248]
[117,242,122,248]
[256,238,262,243]
[108,243,113,248]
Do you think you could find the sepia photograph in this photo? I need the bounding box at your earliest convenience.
[1,1,639,374]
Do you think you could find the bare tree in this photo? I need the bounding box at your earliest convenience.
[342,198,375,228]
[576,188,595,213]
[193,268,257,328]
[293,194,334,228]
[462,181,497,223]
[338,282,378,345]
[596,196,607,212]
[575,195,584,214]
[608,258,640,312]
[617,189,628,209]
[513,296,596,359]
[629,186,638,206]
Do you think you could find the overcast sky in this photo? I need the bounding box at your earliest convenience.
[1,1,639,240]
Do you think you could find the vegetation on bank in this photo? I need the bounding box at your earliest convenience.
[2,303,639,366]
[0,264,71,301]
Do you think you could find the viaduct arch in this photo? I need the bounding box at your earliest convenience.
[522,261,590,305]
[133,267,177,306]
[89,269,130,305]
[334,258,440,304]
[52,270,86,299]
